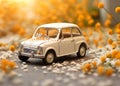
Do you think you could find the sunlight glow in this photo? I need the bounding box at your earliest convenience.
[5,0,34,5]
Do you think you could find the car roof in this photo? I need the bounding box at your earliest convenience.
[38,23,79,29]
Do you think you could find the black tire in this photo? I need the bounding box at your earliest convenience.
[18,55,29,62]
[43,51,55,65]
[77,44,87,58]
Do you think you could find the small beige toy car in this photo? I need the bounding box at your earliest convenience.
[18,23,88,64]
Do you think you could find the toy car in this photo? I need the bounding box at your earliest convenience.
[18,23,88,64]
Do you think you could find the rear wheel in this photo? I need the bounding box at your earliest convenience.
[43,51,55,64]
[77,44,86,57]
[18,55,29,62]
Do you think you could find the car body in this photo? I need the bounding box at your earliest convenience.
[18,23,88,64]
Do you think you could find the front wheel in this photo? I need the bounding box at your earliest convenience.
[77,44,86,57]
[43,51,55,65]
[18,55,29,62]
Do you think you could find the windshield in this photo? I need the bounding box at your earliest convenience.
[34,27,58,40]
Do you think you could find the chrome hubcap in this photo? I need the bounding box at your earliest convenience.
[46,53,54,63]
[80,47,85,56]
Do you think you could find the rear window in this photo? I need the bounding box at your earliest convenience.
[72,27,81,37]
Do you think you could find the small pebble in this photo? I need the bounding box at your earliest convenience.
[70,61,76,65]
[47,67,52,71]
[68,68,78,72]
[42,66,47,69]
[93,73,98,77]
[43,71,48,74]
[17,73,23,77]
[23,69,28,72]
[34,66,38,70]
[21,65,28,69]
[22,62,26,65]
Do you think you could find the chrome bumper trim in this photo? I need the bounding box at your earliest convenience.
[19,52,44,58]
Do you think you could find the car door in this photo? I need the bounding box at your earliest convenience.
[72,27,82,51]
[59,27,75,56]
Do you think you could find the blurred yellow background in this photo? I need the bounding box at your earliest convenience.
[0,0,100,37]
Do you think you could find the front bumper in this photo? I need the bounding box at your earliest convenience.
[18,51,44,58]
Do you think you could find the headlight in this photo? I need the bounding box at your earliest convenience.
[37,46,43,54]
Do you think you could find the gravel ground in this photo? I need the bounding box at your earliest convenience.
[0,49,120,86]
[0,35,120,86]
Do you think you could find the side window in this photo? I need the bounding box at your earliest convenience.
[48,28,58,38]
[61,28,71,39]
[38,28,47,35]
[72,27,81,37]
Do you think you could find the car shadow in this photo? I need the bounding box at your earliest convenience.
[55,55,81,63]
[23,54,92,66]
